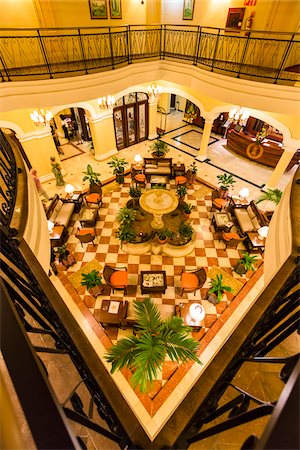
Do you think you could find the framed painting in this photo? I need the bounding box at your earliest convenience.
[89,0,108,19]
[225,8,246,30]
[183,0,195,20]
[109,0,122,19]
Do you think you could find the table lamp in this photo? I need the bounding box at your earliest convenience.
[47,220,54,234]
[65,183,75,198]
[239,188,249,200]
[258,226,269,240]
[134,154,142,168]
[189,303,205,322]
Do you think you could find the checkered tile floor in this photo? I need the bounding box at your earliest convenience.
[57,176,262,401]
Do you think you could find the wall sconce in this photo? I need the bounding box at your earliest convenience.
[30,109,53,126]
[134,154,143,167]
[239,188,249,200]
[147,83,163,99]
[258,226,269,240]
[65,184,75,198]
[97,96,115,110]
[189,303,205,323]
[229,108,250,126]
[47,220,54,234]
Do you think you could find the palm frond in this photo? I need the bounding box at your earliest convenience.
[104,335,139,373]
[133,298,162,333]
[160,329,201,364]
[130,333,166,391]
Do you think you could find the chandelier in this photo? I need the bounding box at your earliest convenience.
[229,108,250,126]
[97,96,115,110]
[30,109,53,126]
[147,83,163,99]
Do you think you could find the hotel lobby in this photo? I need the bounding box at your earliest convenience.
[0,1,299,449]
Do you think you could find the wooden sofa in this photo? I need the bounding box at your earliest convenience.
[46,194,75,228]
[121,301,175,328]
[143,157,173,181]
[233,200,268,234]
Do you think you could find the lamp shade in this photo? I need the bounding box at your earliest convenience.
[258,226,269,240]
[134,154,142,164]
[239,188,249,199]
[189,303,205,322]
[65,184,75,195]
[47,220,54,233]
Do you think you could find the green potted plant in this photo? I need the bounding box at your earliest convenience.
[115,225,136,247]
[256,188,283,206]
[217,173,236,198]
[183,202,193,218]
[207,274,233,305]
[157,228,173,244]
[189,161,198,183]
[177,185,187,204]
[82,164,101,187]
[149,140,169,158]
[117,206,136,226]
[105,298,201,392]
[81,270,103,297]
[129,186,142,208]
[107,156,128,184]
[234,252,258,276]
[179,221,193,244]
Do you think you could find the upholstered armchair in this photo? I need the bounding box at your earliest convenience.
[103,265,128,294]
[75,227,96,247]
[180,267,207,296]
[211,189,228,212]
[221,231,247,249]
[85,183,102,207]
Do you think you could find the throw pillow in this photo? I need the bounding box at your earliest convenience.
[247,205,256,220]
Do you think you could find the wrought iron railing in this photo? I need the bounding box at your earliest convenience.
[0,130,18,228]
[0,25,299,84]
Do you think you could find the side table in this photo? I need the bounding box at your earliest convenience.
[246,232,265,252]
[62,192,83,213]
[50,226,68,248]
[173,164,186,178]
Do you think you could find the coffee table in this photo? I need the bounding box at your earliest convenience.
[96,299,123,327]
[141,271,167,294]
[246,232,265,252]
[79,207,98,227]
[150,175,168,188]
[212,212,233,231]
[178,302,205,331]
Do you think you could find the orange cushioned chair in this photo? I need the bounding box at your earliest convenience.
[175,175,187,186]
[85,183,102,208]
[134,173,146,188]
[75,227,96,247]
[221,231,246,249]
[103,264,128,294]
[211,189,228,212]
[181,267,207,296]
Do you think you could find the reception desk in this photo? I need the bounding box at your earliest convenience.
[227,130,299,171]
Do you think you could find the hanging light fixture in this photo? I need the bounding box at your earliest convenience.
[147,83,163,99]
[228,108,250,126]
[30,109,53,126]
[97,96,116,110]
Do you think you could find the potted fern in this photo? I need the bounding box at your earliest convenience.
[81,270,103,297]
[82,164,101,187]
[157,228,173,244]
[217,173,236,198]
[179,221,193,244]
[207,274,233,305]
[177,185,187,205]
[129,186,142,208]
[107,156,128,184]
[105,298,201,392]
[56,244,76,268]
[149,140,169,158]
[234,252,258,276]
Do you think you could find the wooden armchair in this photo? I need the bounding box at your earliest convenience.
[85,183,102,207]
[180,267,207,296]
[75,227,96,247]
[221,231,247,249]
[211,189,228,212]
[103,265,128,294]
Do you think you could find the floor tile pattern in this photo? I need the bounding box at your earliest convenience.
[57,176,263,416]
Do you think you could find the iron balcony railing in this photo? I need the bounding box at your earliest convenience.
[0,25,299,84]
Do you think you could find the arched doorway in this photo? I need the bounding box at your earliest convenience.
[113,92,149,150]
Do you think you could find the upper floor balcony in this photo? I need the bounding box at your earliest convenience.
[0,25,299,85]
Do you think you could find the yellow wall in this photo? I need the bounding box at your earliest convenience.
[0,0,39,28]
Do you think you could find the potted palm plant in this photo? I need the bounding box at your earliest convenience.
[217,173,236,198]
[105,298,201,392]
[56,244,76,268]
[177,185,187,204]
[82,164,101,187]
[183,202,193,218]
[207,274,233,305]
[116,206,137,247]
[129,186,142,208]
[149,140,169,158]
[256,188,283,206]
[107,156,128,184]
[179,221,193,244]
[157,228,173,244]
[81,270,103,297]
[234,252,258,276]
[189,161,198,184]
[115,225,136,247]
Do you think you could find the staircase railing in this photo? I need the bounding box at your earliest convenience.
[0,25,299,84]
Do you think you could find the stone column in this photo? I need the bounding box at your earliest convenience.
[265,139,299,189]
[148,98,159,140]
[196,114,216,162]
[89,111,117,161]
[18,128,61,179]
